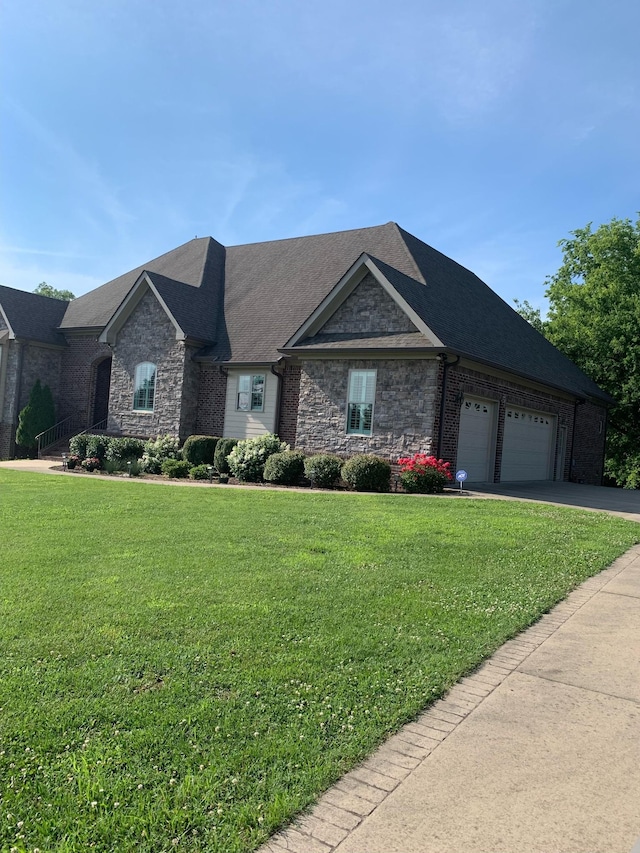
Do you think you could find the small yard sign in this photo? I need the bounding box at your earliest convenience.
[455,469,467,493]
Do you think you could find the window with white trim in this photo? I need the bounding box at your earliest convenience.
[236,374,265,412]
[133,362,156,411]
[346,369,376,435]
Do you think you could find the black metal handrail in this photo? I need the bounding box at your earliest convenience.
[36,411,86,458]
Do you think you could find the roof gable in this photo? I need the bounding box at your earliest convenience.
[61,237,224,331]
[283,254,442,352]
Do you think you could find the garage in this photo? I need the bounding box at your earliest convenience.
[456,397,496,482]
[501,407,555,481]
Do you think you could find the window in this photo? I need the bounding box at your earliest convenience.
[346,369,376,435]
[237,374,265,412]
[133,362,156,411]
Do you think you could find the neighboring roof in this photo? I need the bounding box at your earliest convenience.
[60,237,225,332]
[0,286,68,345]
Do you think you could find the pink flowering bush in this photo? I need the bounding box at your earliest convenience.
[81,456,102,472]
[397,453,452,494]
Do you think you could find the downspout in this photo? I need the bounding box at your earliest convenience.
[271,361,285,438]
[11,341,25,456]
[436,353,460,459]
[569,397,585,482]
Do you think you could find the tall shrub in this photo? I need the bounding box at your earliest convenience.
[214,438,239,475]
[15,379,55,454]
[182,435,220,466]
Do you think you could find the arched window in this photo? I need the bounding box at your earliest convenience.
[133,362,156,411]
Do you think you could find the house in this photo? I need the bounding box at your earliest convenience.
[0,222,610,483]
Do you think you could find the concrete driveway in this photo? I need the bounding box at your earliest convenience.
[468,480,640,523]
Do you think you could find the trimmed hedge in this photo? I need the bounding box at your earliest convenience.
[341,454,391,492]
[161,459,191,479]
[214,438,239,475]
[189,464,213,480]
[182,435,220,466]
[263,450,306,486]
[303,454,343,489]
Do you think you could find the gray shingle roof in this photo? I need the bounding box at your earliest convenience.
[43,221,606,403]
[60,237,223,330]
[214,223,419,362]
[0,286,68,345]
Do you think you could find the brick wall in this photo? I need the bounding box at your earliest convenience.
[571,400,607,484]
[277,363,301,446]
[0,341,20,457]
[195,364,227,436]
[295,358,438,459]
[18,345,63,412]
[0,339,65,458]
[60,335,112,423]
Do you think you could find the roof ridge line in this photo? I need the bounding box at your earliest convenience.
[390,223,427,285]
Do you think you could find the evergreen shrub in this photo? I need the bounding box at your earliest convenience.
[303,454,343,489]
[84,434,110,460]
[161,459,191,478]
[214,438,239,475]
[263,450,306,485]
[15,379,56,454]
[341,454,391,492]
[182,435,220,466]
[189,464,213,480]
[68,434,89,459]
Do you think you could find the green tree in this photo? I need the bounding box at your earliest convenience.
[543,216,640,487]
[513,298,547,334]
[15,379,56,456]
[34,281,75,301]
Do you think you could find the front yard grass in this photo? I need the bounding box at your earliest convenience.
[1,470,638,852]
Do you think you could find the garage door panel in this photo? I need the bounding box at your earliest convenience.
[456,398,496,482]
[502,408,555,481]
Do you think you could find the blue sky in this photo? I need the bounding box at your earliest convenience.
[2,0,638,311]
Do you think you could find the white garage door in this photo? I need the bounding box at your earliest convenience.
[501,407,555,481]
[456,397,496,482]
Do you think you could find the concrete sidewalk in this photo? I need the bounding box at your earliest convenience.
[263,545,640,853]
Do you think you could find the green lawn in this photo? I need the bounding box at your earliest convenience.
[1,470,638,852]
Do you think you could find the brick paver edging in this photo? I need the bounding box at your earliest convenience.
[258,546,640,853]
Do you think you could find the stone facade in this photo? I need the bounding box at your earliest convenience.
[295,358,439,459]
[322,273,419,335]
[107,288,194,439]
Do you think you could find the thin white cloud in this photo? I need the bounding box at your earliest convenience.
[7,99,135,236]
